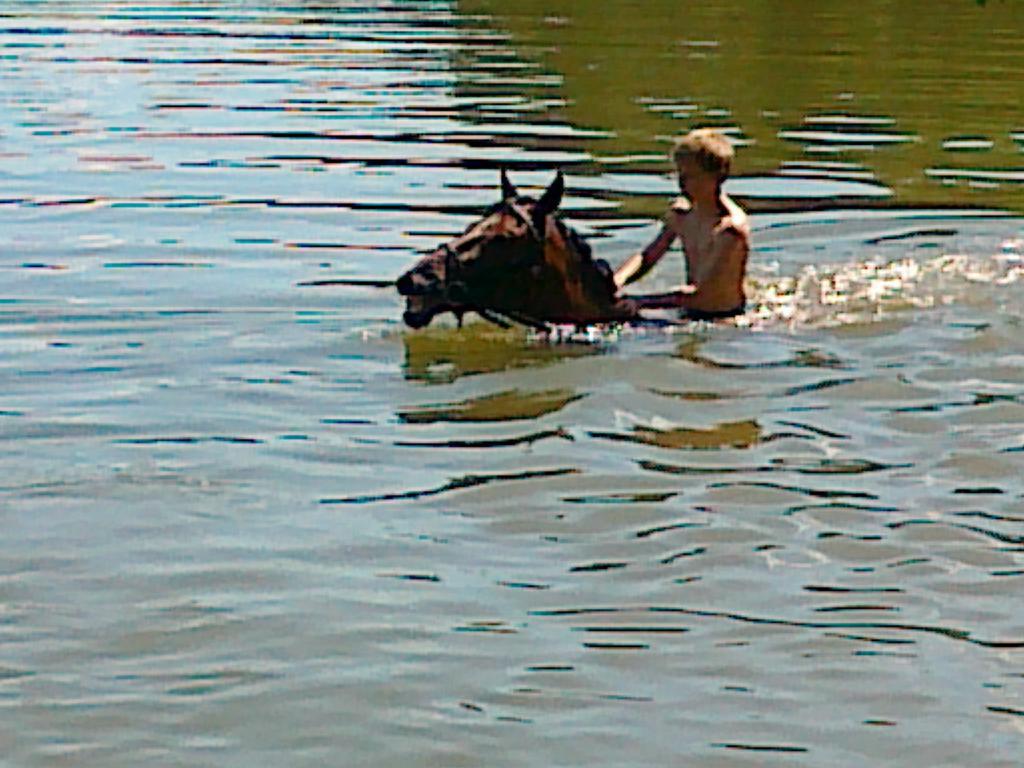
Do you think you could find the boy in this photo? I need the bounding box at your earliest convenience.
[614,128,751,321]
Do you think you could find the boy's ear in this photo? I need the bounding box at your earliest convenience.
[500,168,518,200]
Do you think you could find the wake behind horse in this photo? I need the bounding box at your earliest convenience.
[396,171,641,330]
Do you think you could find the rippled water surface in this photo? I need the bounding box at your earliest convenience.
[2,2,1024,766]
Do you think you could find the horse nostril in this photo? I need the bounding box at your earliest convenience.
[396,274,415,295]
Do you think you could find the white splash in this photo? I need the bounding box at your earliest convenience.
[746,250,1024,329]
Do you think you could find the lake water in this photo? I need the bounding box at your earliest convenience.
[2,2,1023,766]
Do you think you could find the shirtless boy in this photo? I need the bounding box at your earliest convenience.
[614,128,751,321]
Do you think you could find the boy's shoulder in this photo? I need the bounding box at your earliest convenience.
[667,196,692,216]
[665,195,750,244]
[663,196,691,229]
[717,195,751,245]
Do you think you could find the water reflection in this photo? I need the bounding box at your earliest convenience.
[397,387,583,423]
[780,114,916,149]
[402,325,596,383]
[590,419,762,451]
[461,0,1024,213]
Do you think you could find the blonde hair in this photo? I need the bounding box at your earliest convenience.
[672,128,734,180]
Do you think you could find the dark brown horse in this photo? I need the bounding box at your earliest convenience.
[396,171,641,330]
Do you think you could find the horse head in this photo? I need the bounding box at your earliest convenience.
[396,170,637,329]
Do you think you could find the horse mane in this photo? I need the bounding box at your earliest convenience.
[553,217,594,263]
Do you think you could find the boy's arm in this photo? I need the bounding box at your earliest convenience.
[613,225,676,289]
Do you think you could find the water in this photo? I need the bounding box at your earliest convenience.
[2,2,1023,766]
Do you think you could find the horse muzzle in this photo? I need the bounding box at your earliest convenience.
[402,306,435,329]
[401,292,457,329]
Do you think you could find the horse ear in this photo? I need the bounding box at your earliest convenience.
[535,170,564,217]
[500,168,518,200]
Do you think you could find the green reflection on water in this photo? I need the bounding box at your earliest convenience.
[591,419,763,450]
[398,388,583,423]
[461,0,1024,212]
[402,324,597,383]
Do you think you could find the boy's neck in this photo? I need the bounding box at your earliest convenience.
[689,188,722,215]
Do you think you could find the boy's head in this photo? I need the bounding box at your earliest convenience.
[672,128,733,181]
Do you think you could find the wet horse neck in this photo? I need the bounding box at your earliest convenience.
[539,218,610,320]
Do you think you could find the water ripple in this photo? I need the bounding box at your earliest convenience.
[320,467,579,505]
[529,605,1024,648]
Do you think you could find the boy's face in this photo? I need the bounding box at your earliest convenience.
[676,154,715,197]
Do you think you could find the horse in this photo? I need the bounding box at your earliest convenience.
[396,170,641,330]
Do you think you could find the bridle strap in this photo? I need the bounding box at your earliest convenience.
[439,201,552,331]
[442,242,461,289]
[508,200,544,242]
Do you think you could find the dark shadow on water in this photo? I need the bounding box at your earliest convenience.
[705,480,879,500]
[562,491,680,505]
[321,467,579,505]
[529,604,1024,648]
[638,457,910,476]
[393,427,573,449]
[649,388,741,402]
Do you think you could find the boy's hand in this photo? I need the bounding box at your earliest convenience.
[620,286,697,310]
[617,297,641,315]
